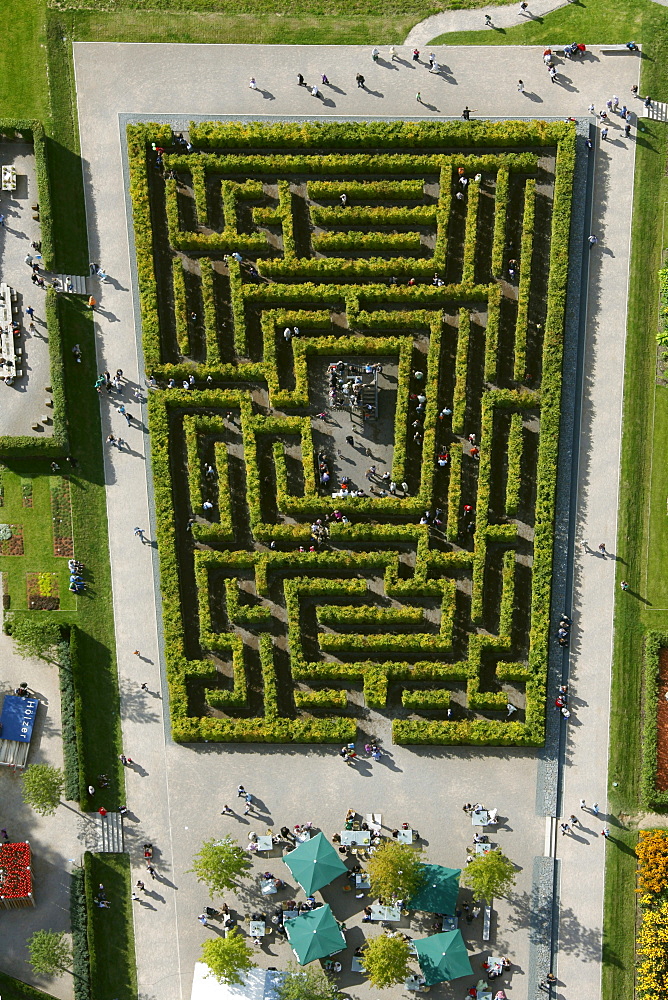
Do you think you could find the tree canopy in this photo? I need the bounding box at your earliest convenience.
[367,838,425,901]
[187,836,251,897]
[461,848,516,901]
[8,617,63,662]
[201,930,255,986]
[27,930,71,977]
[361,933,412,989]
[275,963,340,1000]
[22,763,64,816]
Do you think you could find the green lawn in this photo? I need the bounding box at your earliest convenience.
[0,0,48,121]
[431,0,646,44]
[85,853,138,1000]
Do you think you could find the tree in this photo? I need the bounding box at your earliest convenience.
[22,763,64,816]
[461,848,516,902]
[27,930,71,977]
[367,839,425,901]
[361,933,412,989]
[187,836,250,897]
[8,617,62,662]
[201,929,255,986]
[275,963,340,1000]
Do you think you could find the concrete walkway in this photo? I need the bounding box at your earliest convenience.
[72,41,640,1000]
[404,0,571,47]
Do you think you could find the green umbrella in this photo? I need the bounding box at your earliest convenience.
[283,832,348,895]
[410,863,461,915]
[414,930,473,984]
[285,903,346,965]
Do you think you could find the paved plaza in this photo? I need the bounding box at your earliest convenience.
[0,144,54,438]
[70,40,640,1000]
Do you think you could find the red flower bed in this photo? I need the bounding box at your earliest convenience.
[0,841,33,904]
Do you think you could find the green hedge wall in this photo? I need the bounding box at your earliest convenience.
[641,631,668,810]
[128,120,575,747]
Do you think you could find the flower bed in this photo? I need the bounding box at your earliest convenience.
[26,571,60,610]
[0,841,34,909]
[50,476,74,557]
[0,523,24,556]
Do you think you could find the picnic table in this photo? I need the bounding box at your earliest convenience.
[351,956,366,973]
[442,915,458,931]
[472,809,489,826]
[250,920,266,937]
[355,873,371,889]
[475,842,492,855]
[260,878,277,895]
[485,956,504,977]
[295,830,311,843]
[340,830,370,846]
[2,165,16,191]
[370,903,401,921]
[255,835,273,852]
[0,284,14,323]
[395,828,413,844]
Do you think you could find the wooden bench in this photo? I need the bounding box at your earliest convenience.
[483,905,492,942]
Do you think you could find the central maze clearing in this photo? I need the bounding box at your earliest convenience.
[128,119,575,746]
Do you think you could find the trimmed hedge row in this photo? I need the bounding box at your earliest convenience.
[641,632,668,810]
[513,178,536,383]
[505,412,524,517]
[313,230,422,251]
[491,166,509,279]
[172,257,189,356]
[452,308,470,437]
[308,179,425,200]
[188,118,565,150]
[461,180,480,286]
[57,636,81,800]
[310,205,437,227]
[70,866,92,1000]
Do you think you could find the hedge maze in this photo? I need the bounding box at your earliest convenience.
[128,119,575,746]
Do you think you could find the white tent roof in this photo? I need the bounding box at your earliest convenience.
[191,965,286,1000]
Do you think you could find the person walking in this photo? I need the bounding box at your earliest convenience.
[580,798,586,810]
[88,295,97,310]
[598,542,606,555]
[416,92,422,104]
[140,682,149,692]
[135,880,146,892]
[147,863,157,879]
[592,802,600,815]
[237,784,246,797]
[588,235,598,247]
[371,47,380,61]
[624,124,632,138]
[569,814,579,827]
[356,73,365,89]
[601,127,609,140]
[601,828,610,839]
[621,579,629,590]
[560,822,570,836]
[134,527,146,542]
[517,80,525,93]
[412,48,420,61]
[249,77,257,90]
[25,306,34,319]
[390,46,397,60]
[339,193,347,206]
[297,73,306,86]
[519,1,528,12]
